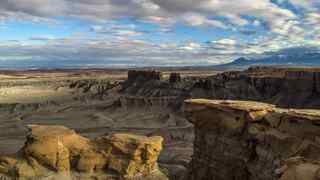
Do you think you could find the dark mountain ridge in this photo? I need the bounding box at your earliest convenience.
[215,47,320,69]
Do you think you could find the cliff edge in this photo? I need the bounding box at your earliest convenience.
[184,99,320,180]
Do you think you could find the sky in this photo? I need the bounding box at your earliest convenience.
[0,0,320,69]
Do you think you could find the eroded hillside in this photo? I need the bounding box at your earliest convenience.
[0,69,208,179]
[1,67,320,179]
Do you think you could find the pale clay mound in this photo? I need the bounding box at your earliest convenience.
[0,86,72,103]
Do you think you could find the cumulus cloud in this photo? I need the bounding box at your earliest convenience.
[178,42,202,51]
[0,0,296,30]
[90,24,144,37]
[214,39,237,46]
[289,0,320,10]
[305,12,320,25]
[0,0,320,68]
[0,34,270,68]
[0,1,305,37]
[180,13,227,29]
[30,35,56,41]
[0,37,212,68]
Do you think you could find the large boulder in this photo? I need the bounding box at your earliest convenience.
[0,125,167,180]
[23,125,92,173]
[96,133,163,178]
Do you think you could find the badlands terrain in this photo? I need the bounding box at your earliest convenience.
[0,69,219,179]
[1,67,320,179]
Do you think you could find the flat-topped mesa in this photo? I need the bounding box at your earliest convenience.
[127,70,163,82]
[0,125,167,180]
[184,99,320,180]
[202,67,320,108]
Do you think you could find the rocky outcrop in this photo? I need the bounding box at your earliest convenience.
[69,79,119,99]
[169,73,181,83]
[0,125,167,180]
[122,68,320,108]
[184,99,320,180]
[278,157,320,180]
[119,96,182,109]
[128,70,163,82]
[193,67,320,108]
[121,71,191,110]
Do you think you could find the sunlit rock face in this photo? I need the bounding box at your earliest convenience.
[0,125,167,180]
[184,99,320,180]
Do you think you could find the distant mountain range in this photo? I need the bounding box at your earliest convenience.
[214,47,320,69]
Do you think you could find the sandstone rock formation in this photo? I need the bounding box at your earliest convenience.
[122,68,320,109]
[122,70,191,111]
[184,99,320,180]
[169,73,181,83]
[127,70,163,82]
[69,79,119,99]
[0,125,167,180]
[4,68,320,179]
[193,67,320,108]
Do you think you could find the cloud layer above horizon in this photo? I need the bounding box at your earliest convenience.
[0,0,320,68]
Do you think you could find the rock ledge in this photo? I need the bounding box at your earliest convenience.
[184,99,320,180]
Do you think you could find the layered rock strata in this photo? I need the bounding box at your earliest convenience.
[0,125,167,180]
[69,79,119,99]
[169,73,181,83]
[194,67,320,108]
[184,99,320,180]
[127,70,163,82]
[123,68,320,109]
